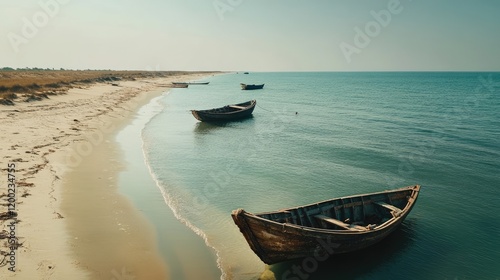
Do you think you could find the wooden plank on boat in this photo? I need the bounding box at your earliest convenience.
[314,215,365,231]
[374,201,402,216]
[229,105,246,109]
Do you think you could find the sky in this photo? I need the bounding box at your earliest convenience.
[1,0,500,71]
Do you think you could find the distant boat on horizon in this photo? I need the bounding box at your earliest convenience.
[241,83,264,90]
[172,81,209,85]
[243,72,249,74]
[169,83,188,88]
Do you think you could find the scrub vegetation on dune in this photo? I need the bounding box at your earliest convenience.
[0,69,213,105]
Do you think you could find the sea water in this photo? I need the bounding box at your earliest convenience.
[133,72,499,279]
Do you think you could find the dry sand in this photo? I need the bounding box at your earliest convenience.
[0,72,215,279]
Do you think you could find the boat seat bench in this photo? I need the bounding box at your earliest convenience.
[374,201,402,217]
[228,105,246,109]
[314,215,366,231]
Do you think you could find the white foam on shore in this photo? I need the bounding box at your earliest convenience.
[137,91,227,280]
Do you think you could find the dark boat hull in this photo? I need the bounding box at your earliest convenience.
[191,100,256,122]
[241,83,264,90]
[170,83,188,88]
[231,185,420,264]
[172,82,209,85]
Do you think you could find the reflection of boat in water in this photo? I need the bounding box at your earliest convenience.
[240,83,264,90]
[191,100,256,122]
[193,121,220,133]
[193,116,255,134]
[232,185,420,265]
[172,82,209,85]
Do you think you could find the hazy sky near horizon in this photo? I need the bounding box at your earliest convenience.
[1,0,499,71]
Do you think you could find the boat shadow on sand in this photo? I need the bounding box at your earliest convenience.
[269,219,418,279]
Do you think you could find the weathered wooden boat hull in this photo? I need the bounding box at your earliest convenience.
[170,83,188,88]
[191,100,256,122]
[241,83,264,90]
[231,185,420,264]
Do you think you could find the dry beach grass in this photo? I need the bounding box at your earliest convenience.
[0,70,203,105]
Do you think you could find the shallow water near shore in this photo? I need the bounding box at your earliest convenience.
[122,72,499,279]
[116,95,221,279]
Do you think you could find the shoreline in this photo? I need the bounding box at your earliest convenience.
[60,86,169,279]
[0,72,217,279]
[116,94,222,279]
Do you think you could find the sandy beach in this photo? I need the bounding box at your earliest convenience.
[0,71,216,279]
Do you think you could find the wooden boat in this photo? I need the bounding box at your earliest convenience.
[170,83,188,88]
[191,100,256,122]
[231,185,420,264]
[240,83,264,90]
[172,81,209,85]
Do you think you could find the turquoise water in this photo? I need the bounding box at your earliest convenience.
[116,97,221,280]
[141,72,500,279]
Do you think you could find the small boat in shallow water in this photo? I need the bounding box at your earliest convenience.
[240,83,264,90]
[191,100,256,122]
[231,185,420,264]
